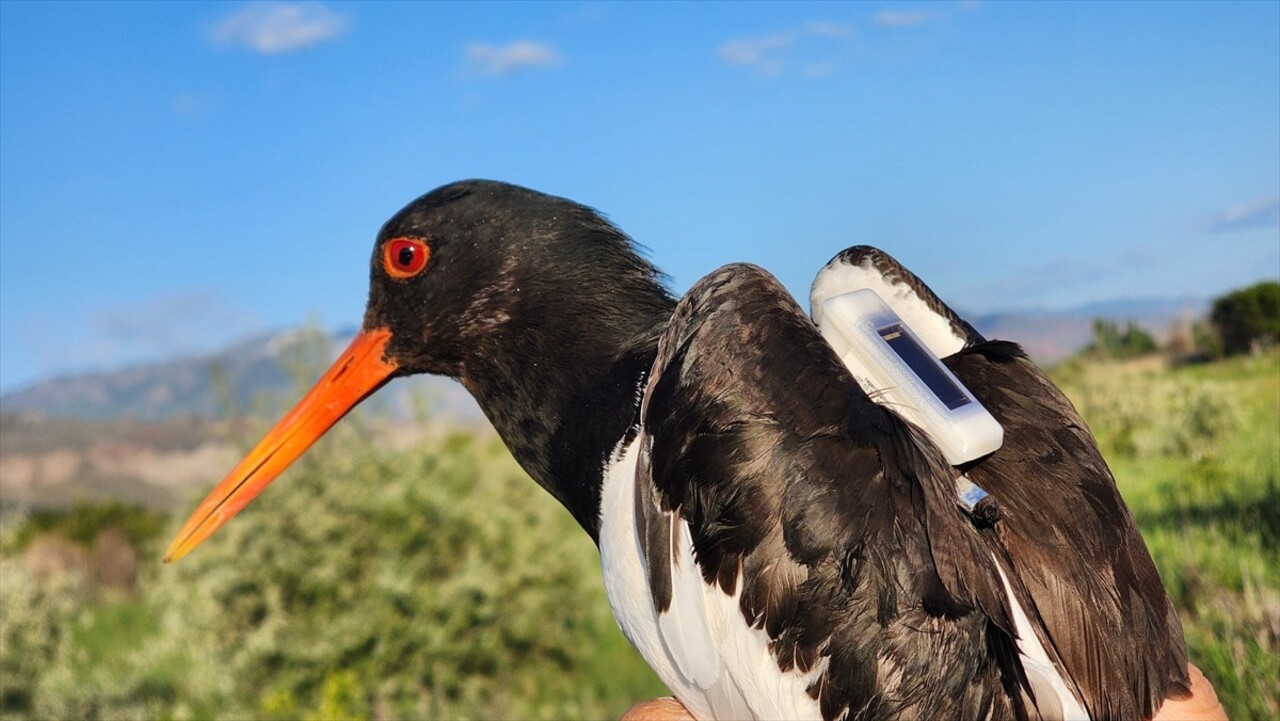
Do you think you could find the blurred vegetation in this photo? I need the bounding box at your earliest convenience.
[0,556,86,720]
[1085,318,1159,360]
[2,327,1277,719]
[1052,349,1279,720]
[1,415,666,720]
[8,502,168,552]
[1211,280,1280,357]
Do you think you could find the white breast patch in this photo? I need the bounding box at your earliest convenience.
[598,434,828,721]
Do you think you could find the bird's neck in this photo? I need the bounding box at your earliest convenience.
[458,288,675,543]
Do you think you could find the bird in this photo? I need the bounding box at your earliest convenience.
[165,179,1191,721]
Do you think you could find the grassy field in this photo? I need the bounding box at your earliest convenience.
[1052,350,1280,719]
[2,350,1277,719]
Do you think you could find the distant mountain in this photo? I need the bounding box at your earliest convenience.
[0,328,485,424]
[0,328,486,511]
[968,295,1208,364]
[0,295,1208,422]
[0,297,1211,511]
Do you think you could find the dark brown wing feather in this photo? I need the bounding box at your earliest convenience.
[815,246,1189,718]
[946,341,1191,720]
[636,263,1032,721]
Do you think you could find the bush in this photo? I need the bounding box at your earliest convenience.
[12,502,168,554]
[115,422,662,720]
[0,559,86,720]
[1051,351,1280,720]
[1211,281,1280,356]
[1086,319,1159,359]
[4,321,666,720]
[90,528,139,594]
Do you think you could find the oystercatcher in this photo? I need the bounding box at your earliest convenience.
[166,180,1190,720]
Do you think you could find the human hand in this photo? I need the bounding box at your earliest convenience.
[619,663,1226,721]
[620,696,694,721]
[1152,663,1227,721]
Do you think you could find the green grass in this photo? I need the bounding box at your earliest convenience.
[69,598,158,673]
[1053,350,1280,720]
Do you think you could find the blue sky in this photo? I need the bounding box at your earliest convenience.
[1,1,1277,392]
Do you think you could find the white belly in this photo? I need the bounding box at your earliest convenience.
[597,434,826,721]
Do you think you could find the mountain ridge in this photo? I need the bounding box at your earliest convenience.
[0,295,1207,422]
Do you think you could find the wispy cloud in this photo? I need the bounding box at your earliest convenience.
[718,22,854,76]
[173,92,209,119]
[1204,196,1280,234]
[806,62,836,78]
[717,34,793,73]
[211,2,348,54]
[874,9,939,28]
[19,290,264,384]
[466,41,562,76]
[953,244,1165,312]
[88,291,263,359]
[801,21,855,38]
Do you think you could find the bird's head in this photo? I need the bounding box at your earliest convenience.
[164,180,669,562]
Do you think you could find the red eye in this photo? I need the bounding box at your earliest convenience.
[383,238,430,279]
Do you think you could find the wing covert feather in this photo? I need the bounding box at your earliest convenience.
[634,263,1026,721]
[946,341,1190,720]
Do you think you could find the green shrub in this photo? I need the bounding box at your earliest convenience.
[1086,319,1159,359]
[0,560,86,721]
[1211,281,1280,356]
[11,502,168,554]
[117,422,663,720]
[1053,350,1280,720]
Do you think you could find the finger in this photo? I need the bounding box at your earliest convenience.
[1151,663,1228,721]
[620,697,697,721]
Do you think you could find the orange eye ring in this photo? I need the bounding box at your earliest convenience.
[383,238,430,279]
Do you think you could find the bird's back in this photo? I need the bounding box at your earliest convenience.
[602,263,1032,721]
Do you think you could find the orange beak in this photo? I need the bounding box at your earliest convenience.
[163,328,398,563]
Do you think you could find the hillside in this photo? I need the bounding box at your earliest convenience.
[0,327,484,423]
[0,296,1211,513]
[0,296,1205,423]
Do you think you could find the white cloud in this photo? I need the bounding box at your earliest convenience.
[89,290,262,355]
[466,41,562,76]
[1205,196,1280,234]
[718,23,853,76]
[802,21,855,38]
[211,2,348,54]
[874,9,939,28]
[18,290,264,383]
[717,34,793,67]
[805,62,835,78]
[173,92,209,118]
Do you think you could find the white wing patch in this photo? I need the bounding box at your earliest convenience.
[992,561,1090,721]
[658,520,723,689]
[600,434,827,721]
[810,255,966,358]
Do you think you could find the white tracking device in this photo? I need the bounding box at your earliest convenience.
[817,289,1004,467]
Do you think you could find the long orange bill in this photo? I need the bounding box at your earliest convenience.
[163,328,398,563]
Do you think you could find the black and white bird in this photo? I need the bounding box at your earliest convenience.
[166,180,1191,721]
